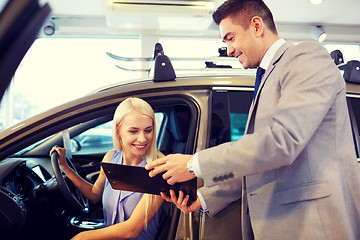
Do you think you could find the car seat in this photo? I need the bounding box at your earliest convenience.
[168,105,191,154]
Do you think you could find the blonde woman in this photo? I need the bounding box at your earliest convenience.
[50,97,164,240]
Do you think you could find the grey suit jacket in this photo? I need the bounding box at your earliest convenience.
[197,41,360,239]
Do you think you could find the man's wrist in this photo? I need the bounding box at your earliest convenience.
[187,156,195,175]
[197,192,209,215]
[188,152,201,177]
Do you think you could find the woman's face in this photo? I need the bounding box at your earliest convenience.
[118,110,154,161]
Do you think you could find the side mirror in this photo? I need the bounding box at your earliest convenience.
[70,139,81,152]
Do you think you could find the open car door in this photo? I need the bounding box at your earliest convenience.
[0,0,51,101]
[0,0,50,238]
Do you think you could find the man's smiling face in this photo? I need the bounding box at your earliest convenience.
[220,16,262,69]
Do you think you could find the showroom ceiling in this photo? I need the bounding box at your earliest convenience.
[1,0,359,43]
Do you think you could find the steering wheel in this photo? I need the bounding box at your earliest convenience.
[51,152,89,214]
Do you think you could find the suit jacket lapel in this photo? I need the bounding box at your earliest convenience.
[245,42,294,134]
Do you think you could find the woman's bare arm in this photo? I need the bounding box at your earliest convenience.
[71,195,164,240]
[50,147,113,203]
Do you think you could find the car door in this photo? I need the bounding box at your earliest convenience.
[2,88,202,239]
[59,94,200,239]
[346,94,360,160]
[197,86,360,240]
[191,87,253,240]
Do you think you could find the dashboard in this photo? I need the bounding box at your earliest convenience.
[0,158,54,238]
[1,159,51,196]
[4,162,45,196]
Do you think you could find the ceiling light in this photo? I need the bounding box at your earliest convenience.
[308,0,324,5]
[310,26,327,42]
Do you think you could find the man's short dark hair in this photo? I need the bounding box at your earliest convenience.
[212,0,277,34]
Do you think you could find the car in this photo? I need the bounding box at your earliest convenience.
[0,67,256,239]
[2,55,360,240]
[1,1,360,240]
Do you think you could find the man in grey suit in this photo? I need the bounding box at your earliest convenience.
[146,0,360,239]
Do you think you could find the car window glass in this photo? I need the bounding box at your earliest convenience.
[154,112,164,137]
[71,122,113,154]
[71,112,165,155]
[230,113,248,141]
[209,90,252,147]
[14,136,53,156]
[348,97,360,133]
[347,96,360,157]
[229,91,253,142]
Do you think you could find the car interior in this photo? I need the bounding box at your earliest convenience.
[0,96,198,240]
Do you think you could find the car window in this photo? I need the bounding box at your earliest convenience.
[70,112,165,155]
[230,113,248,141]
[209,89,252,147]
[229,91,252,141]
[347,96,360,157]
[71,122,113,154]
[15,136,53,156]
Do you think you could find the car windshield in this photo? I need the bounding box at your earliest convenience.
[15,135,53,156]
[71,122,113,155]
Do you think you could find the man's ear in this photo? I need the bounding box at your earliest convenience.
[251,16,264,37]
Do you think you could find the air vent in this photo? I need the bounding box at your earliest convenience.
[105,0,216,34]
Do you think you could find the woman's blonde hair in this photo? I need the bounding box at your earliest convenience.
[112,97,161,226]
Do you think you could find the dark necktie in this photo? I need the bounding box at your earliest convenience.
[253,67,265,100]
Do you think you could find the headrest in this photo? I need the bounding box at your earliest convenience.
[169,105,190,142]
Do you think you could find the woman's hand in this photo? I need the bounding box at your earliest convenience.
[49,145,68,170]
[161,190,201,214]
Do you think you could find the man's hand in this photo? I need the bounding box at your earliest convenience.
[161,190,201,214]
[145,154,195,185]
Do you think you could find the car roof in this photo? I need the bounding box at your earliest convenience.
[95,74,256,93]
[345,82,360,96]
[0,74,254,157]
[1,65,360,160]
[2,72,360,139]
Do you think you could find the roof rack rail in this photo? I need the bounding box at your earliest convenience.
[106,43,241,76]
[151,43,176,82]
[343,60,360,84]
[331,50,360,84]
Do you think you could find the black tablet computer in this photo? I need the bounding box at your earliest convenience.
[101,162,197,201]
